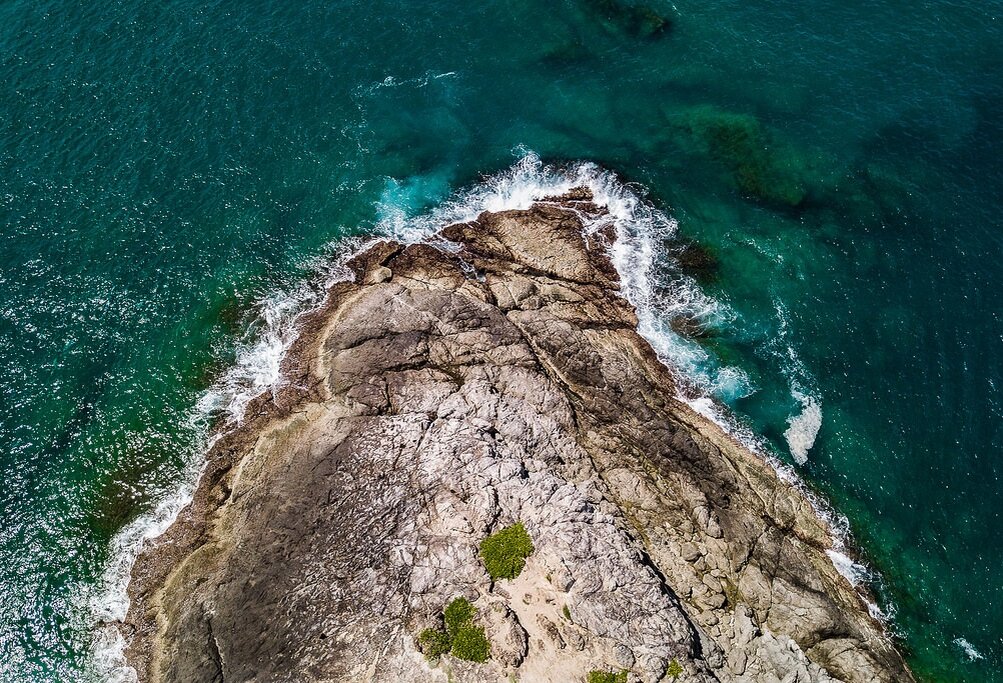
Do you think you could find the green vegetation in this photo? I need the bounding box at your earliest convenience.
[666,658,684,679]
[450,622,491,662]
[562,604,572,620]
[722,577,742,608]
[418,628,451,660]
[587,670,629,683]
[444,597,477,636]
[479,522,535,580]
[418,597,491,664]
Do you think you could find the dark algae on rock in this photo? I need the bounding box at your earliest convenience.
[118,191,914,682]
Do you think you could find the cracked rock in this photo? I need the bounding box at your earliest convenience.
[119,192,914,683]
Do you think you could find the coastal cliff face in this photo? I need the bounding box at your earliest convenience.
[120,191,913,683]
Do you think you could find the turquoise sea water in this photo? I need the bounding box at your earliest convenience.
[1,0,1001,680]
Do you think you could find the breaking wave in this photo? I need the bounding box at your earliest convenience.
[88,249,361,682]
[373,152,750,400]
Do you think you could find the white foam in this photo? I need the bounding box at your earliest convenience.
[823,548,888,622]
[825,549,870,587]
[785,389,823,465]
[367,152,750,403]
[350,153,886,629]
[954,637,985,661]
[767,301,823,466]
[87,425,212,681]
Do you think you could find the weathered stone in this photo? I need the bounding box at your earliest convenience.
[613,642,635,668]
[119,193,913,683]
[564,627,586,652]
[484,604,528,667]
[536,615,565,650]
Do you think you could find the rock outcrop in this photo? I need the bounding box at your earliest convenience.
[120,191,913,683]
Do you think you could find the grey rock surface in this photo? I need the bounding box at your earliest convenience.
[120,192,913,683]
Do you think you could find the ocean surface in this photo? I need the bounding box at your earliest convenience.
[1,0,1001,680]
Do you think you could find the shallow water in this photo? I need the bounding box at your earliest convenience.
[1,1,1001,680]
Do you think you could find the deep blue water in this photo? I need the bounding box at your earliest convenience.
[1,0,1001,680]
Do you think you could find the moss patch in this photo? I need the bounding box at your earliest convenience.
[450,622,491,662]
[666,658,684,679]
[722,577,742,609]
[479,522,535,580]
[587,670,629,683]
[444,597,477,636]
[418,628,450,661]
[418,597,490,664]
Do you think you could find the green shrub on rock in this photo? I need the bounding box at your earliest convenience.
[444,597,477,636]
[418,628,450,661]
[419,597,491,664]
[450,623,491,662]
[666,658,684,679]
[479,522,535,580]
[587,670,629,683]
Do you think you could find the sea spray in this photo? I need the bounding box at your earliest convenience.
[88,436,209,683]
[377,153,896,631]
[372,152,748,401]
[954,637,986,661]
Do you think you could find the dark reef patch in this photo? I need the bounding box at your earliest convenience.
[667,105,812,209]
[582,0,674,40]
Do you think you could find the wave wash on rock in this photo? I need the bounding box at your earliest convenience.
[113,186,912,683]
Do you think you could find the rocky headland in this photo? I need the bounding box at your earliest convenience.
[118,190,913,683]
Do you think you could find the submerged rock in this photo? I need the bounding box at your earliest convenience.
[583,0,673,40]
[119,191,913,683]
[673,239,720,283]
[668,105,812,208]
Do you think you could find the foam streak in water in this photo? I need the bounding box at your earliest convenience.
[954,637,986,661]
[785,389,823,465]
[770,301,823,465]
